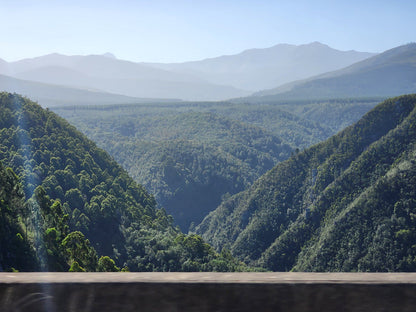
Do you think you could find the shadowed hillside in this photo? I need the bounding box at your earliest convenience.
[0,92,247,272]
[197,94,416,272]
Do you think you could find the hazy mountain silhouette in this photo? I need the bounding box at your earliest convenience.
[0,43,375,101]
[3,53,249,101]
[150,42,375,91]
[0,58,10,74]
[0,74,168,107]
[253,43,416,99]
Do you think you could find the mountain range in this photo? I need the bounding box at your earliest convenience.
[150,42,375,91]
[0,42,374,104]
[2,38,416,273]
[2,43,416,105]
[0,53,247,101]
[251,43,416,100]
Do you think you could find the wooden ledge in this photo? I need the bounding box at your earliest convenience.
[2,272,416,284]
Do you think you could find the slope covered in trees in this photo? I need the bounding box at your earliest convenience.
[225,98,381,148]
[54,98,379,231]
[0,92,246,272]
[196,94,416,272]
[53,106,292,231]
[0,162,36,271]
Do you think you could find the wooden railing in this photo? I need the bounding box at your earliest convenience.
[1,272,416,311]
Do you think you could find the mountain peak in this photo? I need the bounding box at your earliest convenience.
[102,52,116,59]
[253,42,416,99]
[306,41,327,47]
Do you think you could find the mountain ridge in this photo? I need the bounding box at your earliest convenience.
[0,74,175,107]
[149,41,375,91]
[1,42,375,101]
[196,94,416,272]
[252,43,416,99]
[1,53,249,101]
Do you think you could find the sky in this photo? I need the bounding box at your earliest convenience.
[1,0,415,63]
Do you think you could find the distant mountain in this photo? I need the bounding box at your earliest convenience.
[0,58,9,74]
[0,74,161,107]
[150,42,375,91]
[3,53,249,101]
[0,43,375,101]
[196,94,416,272]
[253,43,416,100]
[102,52,116,59]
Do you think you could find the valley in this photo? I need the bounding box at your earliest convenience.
[1,41,416,273]
[53,97,380,231]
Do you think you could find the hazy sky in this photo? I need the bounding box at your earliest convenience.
[1,0,415,63]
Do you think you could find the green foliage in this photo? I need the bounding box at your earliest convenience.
[97,256,120,272]
[0,92,245,272]
[53,98,376,232]
[69,261,85,272]
[53,106,293,231]
[0,162,36,271]
[3,90,398,273]
[123,224,249,272]
[197,94,416,272]
[221,98,380,148]
[0,93,156,266]
[62,231,97,271]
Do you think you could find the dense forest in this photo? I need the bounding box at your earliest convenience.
[0,161,35,271]
[54,97,378,231]
[0,92,247,272]
[196,94,416,271]
[54,105,293,231]
[3,91,416,272]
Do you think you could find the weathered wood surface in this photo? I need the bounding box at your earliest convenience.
[1,273,416,311]
[2,272,416,283]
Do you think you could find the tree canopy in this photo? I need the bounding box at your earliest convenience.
[0,92,248,272]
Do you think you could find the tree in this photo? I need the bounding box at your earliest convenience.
[61,231,97,271]
[97,256,120,272]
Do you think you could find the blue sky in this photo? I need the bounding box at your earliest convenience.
[1,0,415,62]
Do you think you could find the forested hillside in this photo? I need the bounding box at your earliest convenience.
[196,94,416,272]
[0,92,247,272]
[54,98,379,231]
[0,162,36,271]
[53,107,292,230]
[225,98,381,148]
